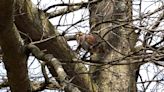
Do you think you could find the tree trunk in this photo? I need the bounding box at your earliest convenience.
[0,0,141,91]
[0,0,31,92]
[89,0,138,92]
[14,0,95,91]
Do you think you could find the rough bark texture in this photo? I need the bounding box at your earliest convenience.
[0,0,31,92]
[89,0,138,92]
[14,0,95,91]
[0,0,140,91]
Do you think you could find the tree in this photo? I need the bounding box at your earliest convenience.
[0,0,163,92]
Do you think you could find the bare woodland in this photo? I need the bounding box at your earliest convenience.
[0,0,163,92]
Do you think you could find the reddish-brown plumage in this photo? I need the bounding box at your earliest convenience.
[76,32,97,51]
[85,34,96,45]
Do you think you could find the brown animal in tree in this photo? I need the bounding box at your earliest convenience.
[76,32,97,52]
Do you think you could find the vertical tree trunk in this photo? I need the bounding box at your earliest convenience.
[89,0,138,92]
[0,0,31,92]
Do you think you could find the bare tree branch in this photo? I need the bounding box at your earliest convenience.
[26,44,81,92]
[14,0,96,91]
[43,0,102,12]
[47,6,84,19]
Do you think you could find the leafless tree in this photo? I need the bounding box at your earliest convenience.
[0,0,163,92]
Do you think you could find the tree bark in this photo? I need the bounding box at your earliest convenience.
[0,0,31,92]
[14,0,96,91]
[89,0,138,92]
[0,0,140,91]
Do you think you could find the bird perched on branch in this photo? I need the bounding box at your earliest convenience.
[76,32,97,52]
